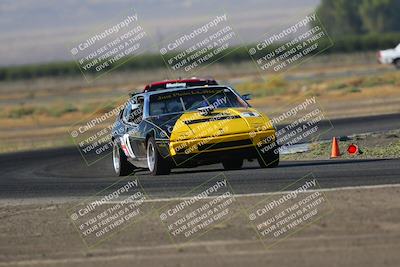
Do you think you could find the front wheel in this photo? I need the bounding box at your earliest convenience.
[147,137,171,175]
[113,141,136,176]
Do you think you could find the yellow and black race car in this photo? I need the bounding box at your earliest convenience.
[111,78,279,176]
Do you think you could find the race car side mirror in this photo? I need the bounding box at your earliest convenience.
[242,94,252,100]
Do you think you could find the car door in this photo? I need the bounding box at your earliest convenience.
[121,100,143,162]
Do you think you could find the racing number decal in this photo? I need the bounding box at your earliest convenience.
[120,134,136,159]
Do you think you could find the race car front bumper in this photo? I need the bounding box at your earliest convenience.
[168,130,276,156]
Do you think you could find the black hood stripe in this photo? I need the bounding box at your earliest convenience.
[184,115,241,125]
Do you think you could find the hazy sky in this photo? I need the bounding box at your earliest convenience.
[0,0,319,66]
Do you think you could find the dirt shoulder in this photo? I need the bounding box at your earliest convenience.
[282,129,400,161]
[1,185,399,267]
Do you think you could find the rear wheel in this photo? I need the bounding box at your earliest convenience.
[113,142,135,176]
[257,145,279,168]
[222,158,243,170]
[394,59,400,69]
[147,137,171,175]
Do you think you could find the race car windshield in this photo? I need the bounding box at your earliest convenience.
[149,88,247,116]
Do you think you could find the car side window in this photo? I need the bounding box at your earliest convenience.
[122,104,132,122]
[129,105,143,124]
[123,99,144,124]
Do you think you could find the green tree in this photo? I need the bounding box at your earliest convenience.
[359,0,400,33]
[316,0,364,35]
[316,0,400,35]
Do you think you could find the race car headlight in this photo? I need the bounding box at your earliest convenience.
[240,111,261,118]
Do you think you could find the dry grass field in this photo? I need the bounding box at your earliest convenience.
[0,52,399,153]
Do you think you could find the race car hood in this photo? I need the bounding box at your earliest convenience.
[163,108,274,141]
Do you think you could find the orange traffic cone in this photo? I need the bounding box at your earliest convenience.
[330,137,340,158]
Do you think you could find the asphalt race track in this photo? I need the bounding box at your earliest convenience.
[0,113,399,200]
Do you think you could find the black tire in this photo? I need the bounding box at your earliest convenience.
[147,137,171,175]
[257,145,280,168]
[222,158,243,170]
[113,141,136,176]
[394,59,400,69]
